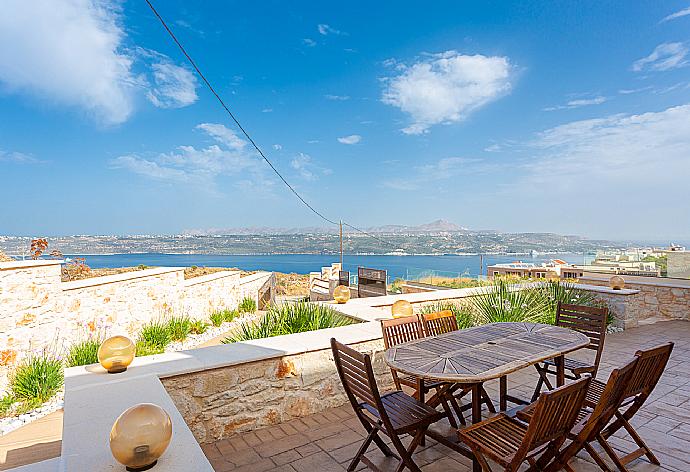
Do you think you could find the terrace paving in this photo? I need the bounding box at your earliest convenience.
[204,320,690,472]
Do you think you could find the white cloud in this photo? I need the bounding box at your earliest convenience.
[0,0,136,125]
[0,150,41,164]
[290,153,315,180]
[112,123,264,188]
[317,24,343,36]
[521,104,690,196]
[632,42,688,72]
[660,6,690,23]
[337,134,362,145]
[146,60,198,109]
[618,86,652,95]
[325,94,350,101]
[543,95,607,111]
[272,144,282,150]
[302,38,316,47]
[262,108,273,113]
[384,157,489,190]
[381,51,512,134]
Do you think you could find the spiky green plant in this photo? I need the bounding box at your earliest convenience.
[418,301,474,329]
[539,280,600,325]
[138,320,171,350]
[189,319,208,335]
[0,395,15,418]
[223,302,355,343]
[65,337,102,367]
[167,316,192,342]
[209,311,224,327]
[220,308,239,323]
[10,353,64,403]
[470,279,552,325]
[135,340,164,357]
[238,297,257,314]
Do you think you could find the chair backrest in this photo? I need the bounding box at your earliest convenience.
[583,357,639,439]
[331,338,382,412]
[624,342,674,400]
[556,303,608,372]
[381,315,423,349]
[515,377,590,465]
[421,310,458,337]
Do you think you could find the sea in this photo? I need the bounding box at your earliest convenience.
[65,253,589,281]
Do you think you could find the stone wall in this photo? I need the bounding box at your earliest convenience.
[582,275,690,326]
[161,338,393,444]
[0,260,274,391]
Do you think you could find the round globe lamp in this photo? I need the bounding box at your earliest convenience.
[98,336,135,374]
[391,300,413,318]
[609,275,625,290]
[333,285,351,304]
[110,403,172,471]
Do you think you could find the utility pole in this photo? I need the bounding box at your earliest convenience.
[479,253,484,278]
[339,220,343,267]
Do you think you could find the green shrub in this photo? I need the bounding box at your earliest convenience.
[135,341,164,357]
[138,320,171,350]
[65,337,101,367]
[209,311,224,327]
[222,309,239,323]
[418,301,474,329]
[223,302,355,343]
[0,395,15,417]
[167,316,192,342]
[10,353,64,403]
[470,279,551,325]
[189,319,208,335]
[540,280,600,325]
[238,297,257,314]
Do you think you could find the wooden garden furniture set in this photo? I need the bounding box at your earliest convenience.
[330,303,675,472]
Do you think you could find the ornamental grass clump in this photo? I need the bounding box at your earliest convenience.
[418,301,474,329]
[238,297,257,314]
[209,311,224,327]
[223,301,355,343]
[189,319,208,335]
[65,337,102,367]
[10,352,64,404]
[136,320,171,356]
[167,316,192,342]
[470,279,551,325]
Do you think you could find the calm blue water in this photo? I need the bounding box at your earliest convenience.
[68,253,586,280]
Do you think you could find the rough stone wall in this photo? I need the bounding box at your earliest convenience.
[161,339,393,444]
[0,261,274,391]
[585,278,689,326]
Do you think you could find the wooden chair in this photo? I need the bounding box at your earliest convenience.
[459,377,590,472]
[420,311,496,419]
[531,302,608,402]
[517,356,639,472]
[331,338,445,472]
[588,342,674,471]
[381,316,459,429]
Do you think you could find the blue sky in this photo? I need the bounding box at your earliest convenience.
[1,1,690,240]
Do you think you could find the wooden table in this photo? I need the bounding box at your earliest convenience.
[384,322,590,471]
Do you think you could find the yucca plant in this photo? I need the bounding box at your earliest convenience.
[65,337,102,367]
[418,301,474,329]
[189,319,208,335]
[221,308,239,323]
[539,280,600,325]
[223,302,355,343]
[10,352,64,404]
[470,279,551,325]
[209,311,224,327]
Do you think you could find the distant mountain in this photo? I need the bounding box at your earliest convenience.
[183,219,469,236]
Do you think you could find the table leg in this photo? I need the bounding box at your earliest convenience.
[555,355,565,387]
[499,376,507,412]
[472,383,482,472]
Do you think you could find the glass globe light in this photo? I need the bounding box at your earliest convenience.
[609,275,625,290]
[391,300,413,318]
[98,336,135,374]
[333,285,351,304]
[110,403,173,471]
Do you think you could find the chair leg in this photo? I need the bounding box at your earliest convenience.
[447,394,466,426]
[471,449,494,472]
[583,442,614,472]
[616,412,660,465]
[390,428,425,472]
[531,363,554,402]
[597,433,630,472]
[355,413,395,458]
[480,385,496,413]
[439,394,458,429]
[347,427,377,472]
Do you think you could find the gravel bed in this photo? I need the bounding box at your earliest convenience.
[0,312,260,437]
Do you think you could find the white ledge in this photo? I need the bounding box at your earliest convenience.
[0,259,63,270]
[60,266,184,290]
[183,269,240,286]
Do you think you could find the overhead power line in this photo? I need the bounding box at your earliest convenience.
[144,0,399,250]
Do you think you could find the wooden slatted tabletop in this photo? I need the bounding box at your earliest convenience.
[384,322,590,383]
